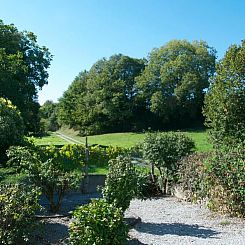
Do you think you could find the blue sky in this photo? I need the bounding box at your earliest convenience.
[1,0,245,104]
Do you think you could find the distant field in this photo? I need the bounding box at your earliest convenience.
[30,133,68,145]
[32,128,213,152]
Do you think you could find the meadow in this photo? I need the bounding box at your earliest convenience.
[33,128,213,152]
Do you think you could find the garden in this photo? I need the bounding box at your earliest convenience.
[0,19,244,244]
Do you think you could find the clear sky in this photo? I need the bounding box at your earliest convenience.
[1,0,245,104]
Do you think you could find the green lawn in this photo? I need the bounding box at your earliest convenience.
[57,128,212,152]
[31,128,213,152]
[30,132,68,145]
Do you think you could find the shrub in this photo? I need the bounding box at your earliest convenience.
[69,199,128,245]
[142,132,195,194]
[177,152,212,201]
[0,98,25,164]
[7,145,83,213]
[102,156,146,212]
[0,184,41,244]
[205,146,245,217]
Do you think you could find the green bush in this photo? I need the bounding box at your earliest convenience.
[142,132,195,194]
[177,149,245,217]
[102,156,146,212]
[0,98,25,164]
[0,184,41,244]
[69,199,128,245]
[177,152,212,201]
[7,145,83,213]
[206,146,245,216]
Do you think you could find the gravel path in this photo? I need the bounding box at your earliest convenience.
[126,197,245,245]
[36,195,245,244]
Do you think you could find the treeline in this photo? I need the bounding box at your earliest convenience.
[54,40,216,135]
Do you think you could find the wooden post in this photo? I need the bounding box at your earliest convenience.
[83,136,89,193]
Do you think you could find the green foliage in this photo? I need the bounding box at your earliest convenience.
[7,144,83,212]
[0,19,52,133]
[102,156,147,212]
[40,100,59,132]
[205,146,245,216]
[177,152,212,201]
[0,98,25,163]
[204,40,245,147]
[177,148,245,217]
[142,132,195,193]
[142,132,195,172]
[0,184,41,244]
[136,40,216,128]
[69,199,128,245]
[58,55,145,134]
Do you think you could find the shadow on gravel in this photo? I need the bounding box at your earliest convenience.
[35,222,69,244]
[135,222,220,239]
[128,238,148,245]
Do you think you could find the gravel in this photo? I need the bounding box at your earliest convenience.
[125,197,245,245]
[35,194,245,244]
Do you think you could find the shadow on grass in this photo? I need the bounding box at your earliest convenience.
[135,222,220,239]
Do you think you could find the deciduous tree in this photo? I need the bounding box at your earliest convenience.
[136,40,216,128]
[203,40,245,147]
[0,20,52,133]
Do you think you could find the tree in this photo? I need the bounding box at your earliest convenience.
[142,132,195,194]
[58,55,145,134]
[203,40,245,147]
[0,97,25,163]
[40,100,59,132]
[0,20,52,133]
[58,71,89,129]
[136,40,216,128]
[85,54,145,133]
[7,144,84,212]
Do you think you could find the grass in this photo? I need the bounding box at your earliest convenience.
[182,130,213,152]
[56,127,213,152]
[30,132,68,145]
[88,165,108,175]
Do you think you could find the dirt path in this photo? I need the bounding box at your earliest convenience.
[55,132,83,144]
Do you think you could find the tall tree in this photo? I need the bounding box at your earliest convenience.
[203,40,245,147]
[136,40,216,128]
[58,70,89,129]
[58,55,145,135]
[0,20,52,132]
[84,54,145,134]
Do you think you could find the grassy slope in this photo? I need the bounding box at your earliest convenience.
[56,128,212,152]
[32,128,212,152]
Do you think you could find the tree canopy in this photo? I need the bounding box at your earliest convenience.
[57,40,217,135]
[58,54,145,134]
[136,40,216,128]
[0,20,52,132]
[203,40,245,147]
